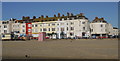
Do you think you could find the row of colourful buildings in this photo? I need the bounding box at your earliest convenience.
[0,13,119,39]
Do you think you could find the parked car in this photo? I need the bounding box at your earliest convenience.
[45,37,49,39]
[98,37,108,39]
[31,37,38,40]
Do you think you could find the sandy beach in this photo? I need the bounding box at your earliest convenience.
[2,39,118,59]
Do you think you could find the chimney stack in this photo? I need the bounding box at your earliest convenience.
[22,16,25,20]
[101,17,104,20]
[27,16,30,19]
[38,17,41,18]
[80,13,84,16]
[62,14,64,17]
[58,13,60,17]
[41,15,44,18]
[71,13,73,16]
[95,17,99,19]
[33,16,36,19]
[54,14,56,17]
[67,12,69,16]
[46,15,48,18]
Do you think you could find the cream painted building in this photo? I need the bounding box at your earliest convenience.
[12,23,20,32]
[32,21,58,38]
[31,13,91,39]
[19,23,26,36]
[56,13,90,39]
[0,20,14,34]
[1,13,119,39]
[90,17,117,38]
[31,13,90,39]
[107,24,114,36]
[113,27,119,36]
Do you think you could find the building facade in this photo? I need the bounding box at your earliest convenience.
[90,17,118,38]
[20,23,26,36]
[56,14,90,39]
[112,27,119,37]
[26,23,32,36]
[0,13,119,39]
[0,20,14,34]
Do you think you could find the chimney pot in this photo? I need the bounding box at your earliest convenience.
[95,17,99,19]
[54,14,56,17]
[22,16,25,20]
[101,17,104,20]
[41,15,44,18]
[46,16,48,18]
[80,13,84,16]
[71,13,73,16]
[33,16,36,19]
[28,16,30,19]
[58,13,60,17]
[62,14,64,17]
[67,12,69,16]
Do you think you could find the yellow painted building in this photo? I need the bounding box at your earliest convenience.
[32,21,57,34]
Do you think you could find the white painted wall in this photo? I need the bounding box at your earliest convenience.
[56,18,90,39]
[90,23,108,34]
[20,23,26,34]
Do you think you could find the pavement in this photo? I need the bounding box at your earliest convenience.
[2,39,118,59]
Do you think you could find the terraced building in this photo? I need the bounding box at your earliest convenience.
[0,13,119,39]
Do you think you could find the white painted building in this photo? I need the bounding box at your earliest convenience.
[19,23,26,36]
[90,17,116,38]
[112,27,119,36]
[0,20,14,34]
[107,24,114,36]
[56,13,90,39]
[0,13,119,39]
